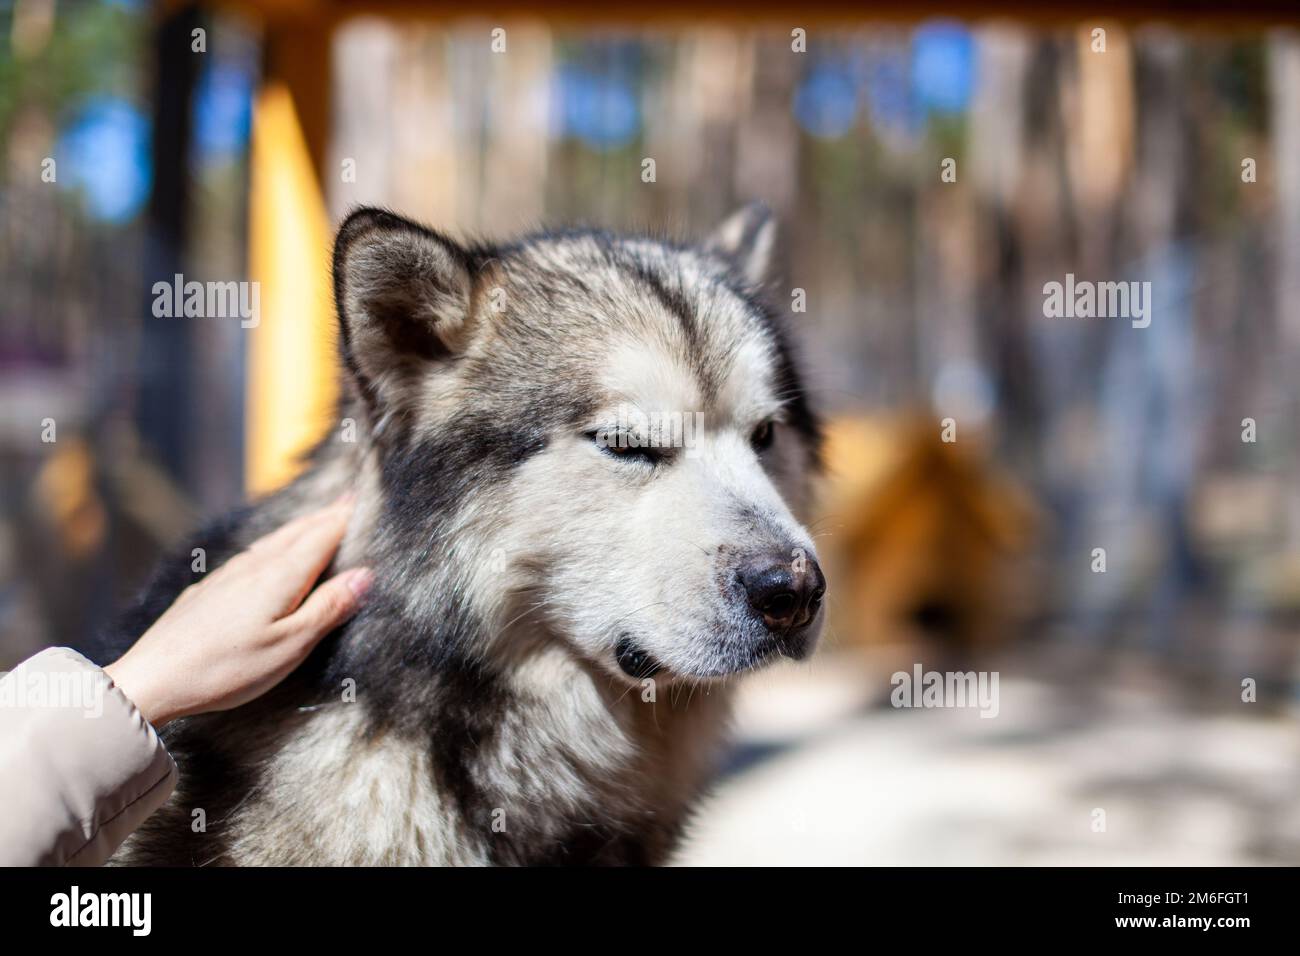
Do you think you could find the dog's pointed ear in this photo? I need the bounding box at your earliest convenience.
[703,201,777,287]
[333,207,476,408]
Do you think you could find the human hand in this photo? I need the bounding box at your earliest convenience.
[105,499,372,728]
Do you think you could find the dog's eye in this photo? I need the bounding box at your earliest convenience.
[587,431,666,466]
[750,420,775,453]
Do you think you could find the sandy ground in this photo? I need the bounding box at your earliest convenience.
[674,650,1300,866]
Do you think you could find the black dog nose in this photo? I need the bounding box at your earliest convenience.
[739,553,826,632]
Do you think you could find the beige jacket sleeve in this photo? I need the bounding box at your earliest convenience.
[0,647,177,866]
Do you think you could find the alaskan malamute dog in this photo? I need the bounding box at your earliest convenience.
[112,203,826,865]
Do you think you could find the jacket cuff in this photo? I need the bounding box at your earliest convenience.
[0,647,178,866]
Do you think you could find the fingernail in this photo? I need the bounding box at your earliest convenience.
[346,567,374,601]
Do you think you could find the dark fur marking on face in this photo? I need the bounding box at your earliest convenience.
[620,257,696,342]
[614,252,726,404]
[753,300,822,467]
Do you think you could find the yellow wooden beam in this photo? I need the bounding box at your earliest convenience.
[245,81,336,495]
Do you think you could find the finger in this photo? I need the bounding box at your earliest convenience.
[270,503,356,612]
[247,495,354,557]
[248,496,352,555]
[280,568,373,647]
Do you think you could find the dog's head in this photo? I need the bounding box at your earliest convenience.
[334,205,825,684]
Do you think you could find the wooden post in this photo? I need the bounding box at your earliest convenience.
[244,19,338,494]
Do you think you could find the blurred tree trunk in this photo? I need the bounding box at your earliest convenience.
[136,3,201,487]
